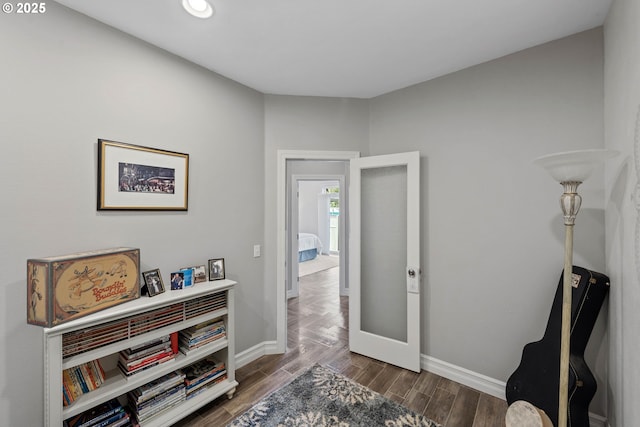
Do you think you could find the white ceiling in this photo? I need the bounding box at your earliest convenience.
[53,0,612,99]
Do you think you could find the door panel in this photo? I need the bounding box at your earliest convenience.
[349,151,420,372]
[360,165,408,341]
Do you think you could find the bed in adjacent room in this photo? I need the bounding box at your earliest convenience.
[298,233,323,262]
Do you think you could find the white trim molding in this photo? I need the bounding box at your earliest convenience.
[234,340,279,370]
[422,354,506,399]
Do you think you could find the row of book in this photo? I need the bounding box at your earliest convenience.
[182,356,226,400]
[117,333,179,377]
[65,356,227,426]
[63,324,226,424]
[63,360,107,407]
[127,370,186,423]
[179,319,226,354]
[64,398,132,427]
[126,356,226,423]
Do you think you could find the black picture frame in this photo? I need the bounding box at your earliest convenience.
[142,269,165,297]
[97,139,189,211]
[208,258,225,281]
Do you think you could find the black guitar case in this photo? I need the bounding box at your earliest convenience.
[506,266,610,427]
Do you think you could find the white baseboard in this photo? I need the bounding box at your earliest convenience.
[421,354,507,399]
[421,354,607,427]
[234,343,607,427]
[234,340,279,369]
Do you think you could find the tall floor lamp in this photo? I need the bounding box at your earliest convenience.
[534,149,618,427]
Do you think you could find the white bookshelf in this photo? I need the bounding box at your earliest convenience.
[42,280,237,427]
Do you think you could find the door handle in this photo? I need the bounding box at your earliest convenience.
[407,266,420,294]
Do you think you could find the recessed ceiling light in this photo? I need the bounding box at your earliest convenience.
[182,0,214,19]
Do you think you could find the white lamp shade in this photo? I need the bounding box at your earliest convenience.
[534,149,619,183]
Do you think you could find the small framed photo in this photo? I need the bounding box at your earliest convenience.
[170,271,185,290]
[208,258,225,281]
[142,269,165,297]
[192,265,207,283]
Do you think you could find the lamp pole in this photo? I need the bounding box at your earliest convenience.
[557,180,582,427]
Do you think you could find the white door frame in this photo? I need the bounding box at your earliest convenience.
[276,150,360,353]
[289,174,346,299]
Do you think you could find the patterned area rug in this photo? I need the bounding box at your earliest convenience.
[227,364,441,427]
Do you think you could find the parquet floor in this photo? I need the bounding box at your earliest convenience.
[173,266,507,426]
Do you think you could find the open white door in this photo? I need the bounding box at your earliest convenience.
[349,151,420,372]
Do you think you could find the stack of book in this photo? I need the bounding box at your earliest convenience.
[63,359,106,406]
[127,371,186,424]
[178,319,226,354]
[64,398,130,427]
[182,356,226,400]
[118,333,178,377]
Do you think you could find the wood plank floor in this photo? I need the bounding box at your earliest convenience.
[173,266,507,426]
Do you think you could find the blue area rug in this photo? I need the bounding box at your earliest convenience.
[228,364,441,426]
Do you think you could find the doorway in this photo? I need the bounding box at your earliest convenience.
[275,150,359,353]
[289,176,346,300]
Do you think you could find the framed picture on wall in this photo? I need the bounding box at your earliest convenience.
[97,139,189,211]
[208,258,225,281]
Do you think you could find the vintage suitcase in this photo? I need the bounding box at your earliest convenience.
[506,266,610,427]
[27,247,140,327]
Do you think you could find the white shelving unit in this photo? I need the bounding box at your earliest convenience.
[42,280,237,427]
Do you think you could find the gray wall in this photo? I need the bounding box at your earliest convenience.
[604,0,640,424]
[369,28,608,414]
[299,181,326,236]
[0,4,264,426]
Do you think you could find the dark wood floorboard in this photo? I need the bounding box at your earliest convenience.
[173,266,507,426]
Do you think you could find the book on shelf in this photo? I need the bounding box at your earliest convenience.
[128,371,186,404]
[179,320,226,354]
[134,394,185,424]
[118,352,176,378]
[185,373,227,400]
[63,398,124,427]
[122,335,170,357]
[180,325,225,344]
[117,333,179,378]
[62,359,106,406]
[181,319,225,338]
[185,370,227,398]
[134,384,186,416]
[90,410,128,427]
[128,379,186,424]
[182,356,226,397]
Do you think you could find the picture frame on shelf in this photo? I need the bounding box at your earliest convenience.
[181,268,193,288]
[97,139,189,211]
[170,271,184,290]
[208,258,225,281]
[192,265,207,283]
[142,269,165,297]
